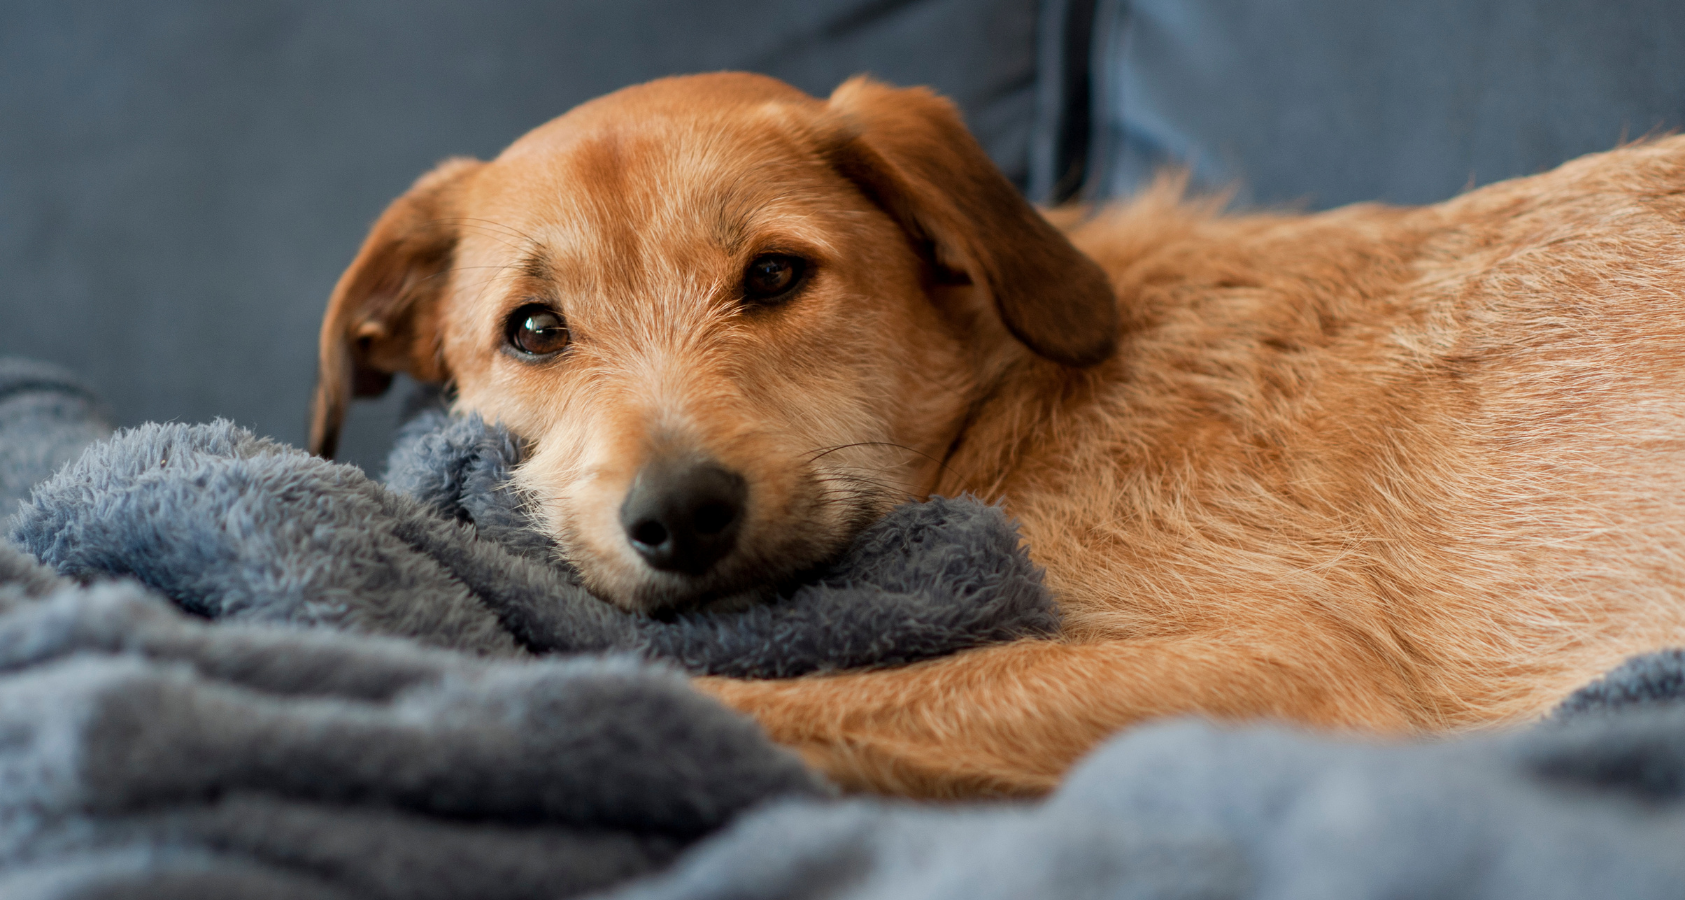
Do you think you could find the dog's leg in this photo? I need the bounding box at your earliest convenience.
[695,635,1421,798]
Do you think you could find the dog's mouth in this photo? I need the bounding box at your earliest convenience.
[601,507,861,617]
[592,537,845,617]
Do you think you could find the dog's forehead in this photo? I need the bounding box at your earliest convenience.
[506,72,816,149]
[468,89,851,280]
[493,72,825,198]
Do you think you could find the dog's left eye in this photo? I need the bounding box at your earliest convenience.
[505,304,570,357]
[742,254,807,305]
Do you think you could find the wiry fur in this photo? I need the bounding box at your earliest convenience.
[314,73,1685,798]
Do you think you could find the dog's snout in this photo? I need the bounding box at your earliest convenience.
[619,457,748,576]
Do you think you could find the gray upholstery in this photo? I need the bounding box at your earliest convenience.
[0,1,1044,471]
[1088,0,1685,208]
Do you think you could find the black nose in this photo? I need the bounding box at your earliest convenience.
[619,457,748,575]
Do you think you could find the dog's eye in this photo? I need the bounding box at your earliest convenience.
[505,304,570,357]
[742,254,807,305]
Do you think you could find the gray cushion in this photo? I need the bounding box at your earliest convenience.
[1087,0,1685,209]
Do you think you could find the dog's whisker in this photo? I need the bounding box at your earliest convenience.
[818,465,921,488]
[812,470,896,489]
[817,471,907,492]
[818,482,906,494]
[811,472,918,506]
[805,441,932,463]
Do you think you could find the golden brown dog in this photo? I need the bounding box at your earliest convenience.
[312,72,1685,799]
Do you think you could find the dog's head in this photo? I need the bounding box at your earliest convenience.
[311,73,1116,613]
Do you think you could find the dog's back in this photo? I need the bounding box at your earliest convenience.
[707,138,1685,798]
[988,138,1685,728]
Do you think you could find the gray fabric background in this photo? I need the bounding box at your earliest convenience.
[1088,0,1685,208]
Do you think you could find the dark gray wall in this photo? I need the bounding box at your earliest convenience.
[0,1,1043,471]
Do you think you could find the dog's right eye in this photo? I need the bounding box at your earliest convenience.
[505,304,570,357]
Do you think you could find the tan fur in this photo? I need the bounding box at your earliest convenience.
[314,73,1685,799]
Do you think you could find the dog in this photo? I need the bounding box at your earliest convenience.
[311,72,1685,798]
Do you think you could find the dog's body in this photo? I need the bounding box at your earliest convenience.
[313,73,1685,797]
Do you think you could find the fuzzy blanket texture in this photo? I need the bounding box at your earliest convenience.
[3,356,1685,900]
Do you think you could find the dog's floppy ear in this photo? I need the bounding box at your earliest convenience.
[822,77,1118,367]
[310,157,482,458]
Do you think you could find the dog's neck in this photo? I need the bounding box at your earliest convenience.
[933,347,1108,504]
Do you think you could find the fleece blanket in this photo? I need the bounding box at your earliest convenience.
[0,543,823,899]
[3,357,1685,899]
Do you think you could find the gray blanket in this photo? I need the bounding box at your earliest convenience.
[4,357,1685,899]
[0,542,820,899]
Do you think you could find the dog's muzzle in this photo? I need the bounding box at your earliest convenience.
[619,455,747,576]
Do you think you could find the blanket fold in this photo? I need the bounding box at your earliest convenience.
[0,543,822,900]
